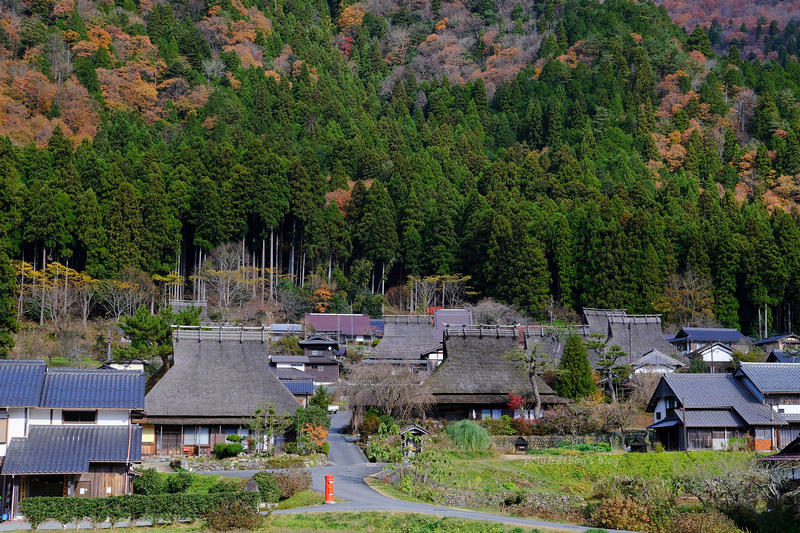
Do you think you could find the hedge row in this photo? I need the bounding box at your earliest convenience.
[19,491,260,529]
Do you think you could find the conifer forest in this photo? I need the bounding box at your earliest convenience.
[2,0,800,354]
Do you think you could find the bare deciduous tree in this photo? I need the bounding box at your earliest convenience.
[45,33,72,88]
[469,297,524,324]
[342,363,433,431]
[197,242,255,323]
[98,267,155,322]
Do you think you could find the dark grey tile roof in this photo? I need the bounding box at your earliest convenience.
[1,425,142,474]
[675,409,746,428]
[632,349,685,369]
[42,369,145,409]
[271,367,315,380]
[649,373,786,426]
[146,340,300,419]
[426,336,558,400]
[270,355,310,364]
[0,360,46,406]
[735,363,800,394]
[282,381,314,394]
[783,413,800,422]
[767,350,800,363]
[754,333,799,346]
[671,327,749,344]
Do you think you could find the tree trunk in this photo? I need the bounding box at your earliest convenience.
[289,220,295,282]
[530,372,542,419]
[328,252,332,284]
[40,245,46,327]
[269,229,274,302]
[18,249,24,320]
[261,238,266,307]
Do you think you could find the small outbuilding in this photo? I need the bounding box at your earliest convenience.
[399,424,429,458]
[628,436,649,453]
[514,436,529,453]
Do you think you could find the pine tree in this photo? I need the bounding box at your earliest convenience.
[555,334,596,400]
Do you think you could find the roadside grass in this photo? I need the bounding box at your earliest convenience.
[262,512,572,532]
[276,489,327,509]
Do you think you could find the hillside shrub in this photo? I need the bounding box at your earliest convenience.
[213,442,243,458]
[481,415,515,435]
[251,472,281,503]
[591,496,651,531]
[19,492,260,529]
[133,467,164,495]
[274,469,312,500]
[446,420,491,452]
[667,510,738,533]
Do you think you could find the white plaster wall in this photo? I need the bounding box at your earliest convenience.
[702,346,732,362]
[27,408,51,426]
[778,405,800,414]
[97,410,129,425]
[654,398,668,422]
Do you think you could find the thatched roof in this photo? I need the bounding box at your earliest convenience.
[368,316,441,361]
[145,340,300,420]
[425,336,565,405]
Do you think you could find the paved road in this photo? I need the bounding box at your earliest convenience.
[223,410,637,533]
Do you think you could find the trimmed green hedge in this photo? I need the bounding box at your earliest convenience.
[19,491,260,529]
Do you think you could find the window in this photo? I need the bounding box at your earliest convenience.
[63,411,97,423]
[184,427,210,445]
[656,412,662,420]
[755,427,772,440]
[688,429,712,450]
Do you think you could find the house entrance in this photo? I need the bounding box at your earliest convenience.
[158,427,181,455]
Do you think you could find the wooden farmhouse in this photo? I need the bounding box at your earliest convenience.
[0,361,144,519]
[139,339,300,456]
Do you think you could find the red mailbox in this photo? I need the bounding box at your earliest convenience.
[324,475,334,504]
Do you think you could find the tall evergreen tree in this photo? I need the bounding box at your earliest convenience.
[555,334,596,400]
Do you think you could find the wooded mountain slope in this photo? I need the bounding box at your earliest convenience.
[2,0,800,348]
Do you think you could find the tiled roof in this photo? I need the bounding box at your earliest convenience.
[675,409,746,428]
[282,381,314,395]
[735,363,800,394]
[269,324,302,334]
[270,355,310,364]
[754,333,799,346]
[648,373,786,426]
[671,327,749,344]
[1,425,142,474]
[0,360,46,406]
[632,349,686,369]
[0,362,143,409]
[41,369,145,409]
[768,350,800,363]
[305,313,373,336]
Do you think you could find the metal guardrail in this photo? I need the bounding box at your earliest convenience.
[171,325,269,343]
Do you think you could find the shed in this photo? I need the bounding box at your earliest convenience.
[628,436,648,453]
[514,436,529,453]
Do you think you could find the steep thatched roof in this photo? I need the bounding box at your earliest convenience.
[145,340,300,420]
[425,335,566,405]
[368,316,441,361]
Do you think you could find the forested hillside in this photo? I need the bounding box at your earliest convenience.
[2,0,800,354]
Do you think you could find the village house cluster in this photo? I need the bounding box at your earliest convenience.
[4,308,800,518]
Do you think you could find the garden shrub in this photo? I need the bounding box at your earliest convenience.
[360,415,382,439]
[251,472,281,503]
[321,441,330,455]
[213,442,243,458]
[446,420,491,452]
[274,469,312,500]
[205,500,263,531]
[225,434,242,443]
[591,496,651,531]
[165,470,193,493]
[667,510,738,533]
[481,415,516,435]
[133,467,164,495]
[208,479,241,494]
[18,492,260,529]
[509,417,535,436]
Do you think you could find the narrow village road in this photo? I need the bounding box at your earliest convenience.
[227,410,639,533]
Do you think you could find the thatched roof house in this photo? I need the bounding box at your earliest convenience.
[425,333,568,421]
[366,315,441,373]
[139,340,300,456]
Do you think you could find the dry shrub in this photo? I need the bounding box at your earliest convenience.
[591,496,651,531]
[273,469,312,500]
[666,510,738,533]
